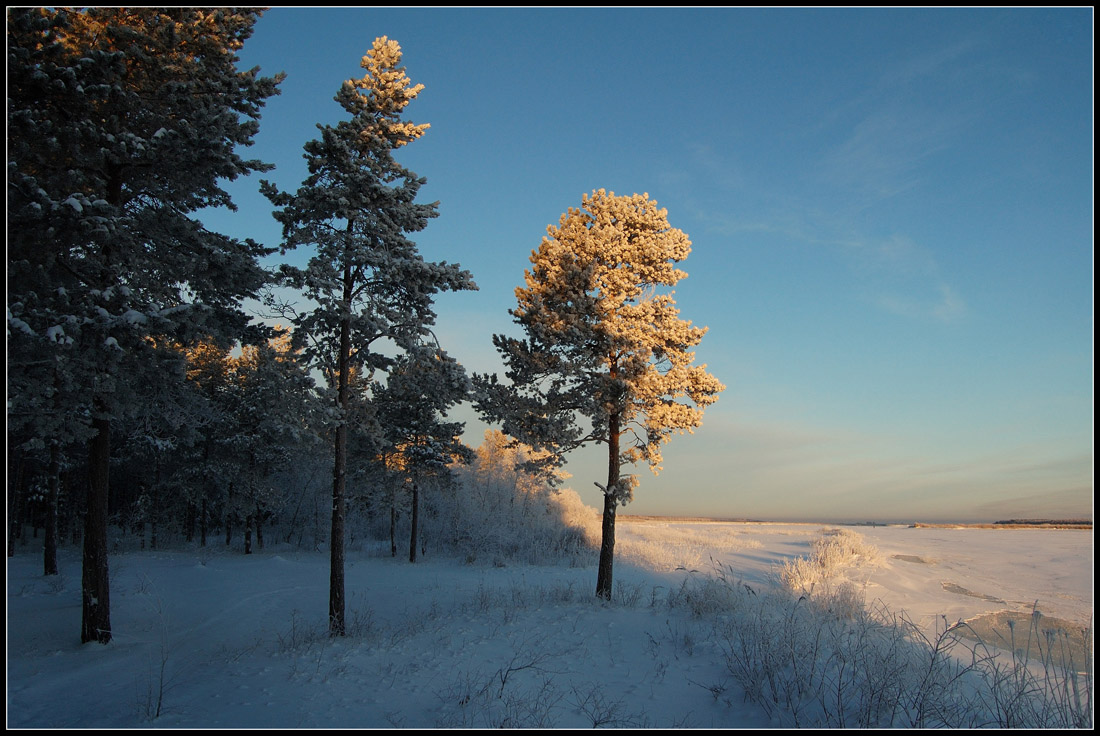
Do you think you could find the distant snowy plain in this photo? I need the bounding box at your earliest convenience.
[7,520,1093,728]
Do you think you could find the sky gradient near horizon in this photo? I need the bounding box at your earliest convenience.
[201,8,1093,523]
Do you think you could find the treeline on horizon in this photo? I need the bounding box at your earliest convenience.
[993,518,1092,527]
[909,520,1092,529]
[619,516,1093,529]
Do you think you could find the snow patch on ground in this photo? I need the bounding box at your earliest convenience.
[6,522,1092,728]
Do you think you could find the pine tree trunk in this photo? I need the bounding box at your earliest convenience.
[329,247,353,637]
[244,454,254,555]
[69,468,82,546]
[200,497,208,547]
[44,365,62,574]
[59,469,74,549]
[150,463,159,551]
[185,500,195,543]
[409,479,419,563]
[82,413,112,644]
[390,499,397,557]
[9,451,26,557]
[225,481,233,546]
[596,412,620,601]
[44,443,60,575]
[256,509,264,550]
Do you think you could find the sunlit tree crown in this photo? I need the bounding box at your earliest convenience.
[480,189,725,502]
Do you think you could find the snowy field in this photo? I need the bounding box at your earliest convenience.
[7,520,1093,728]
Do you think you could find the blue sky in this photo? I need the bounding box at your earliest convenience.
[203,8,1092,522]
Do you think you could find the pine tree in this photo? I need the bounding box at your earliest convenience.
[262,37,476,635]
[226,329,317,553]
[372,349,473,562]
[475,189,725,599]
[7,8,283,642]
[180,338,239,546]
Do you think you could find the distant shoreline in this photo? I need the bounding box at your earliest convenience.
[617,515,1092,530]
[909,520,1092,530]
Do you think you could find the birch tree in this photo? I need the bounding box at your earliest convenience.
[475,189,724,599]
[262,37,475,635]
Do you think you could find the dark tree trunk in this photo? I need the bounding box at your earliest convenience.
[82,168,122,645]
[329,246,353,637]
[44,443,60,575]
[82,414,111,644]
[390,498,397,558]
[225,482,233,546]
[185,500,195,543]
[69,467,83,546]
[409,479,419,563]
[9,451,26,557]
[200,497,208,547]
[256,509,264,550]
[59,468,75,548]
[150,465,159,551]
[244,454,255,555]
[595,411,621,601]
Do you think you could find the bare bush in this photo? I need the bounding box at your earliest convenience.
[674,560,1092,728]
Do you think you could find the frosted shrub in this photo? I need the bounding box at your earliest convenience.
[665,566,752,619]
[674,560,1092,728]
[778,527,878,595]
[411,433,600,567]
[682,569,983,727]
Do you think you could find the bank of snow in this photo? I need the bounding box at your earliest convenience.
[7,522,1093,728]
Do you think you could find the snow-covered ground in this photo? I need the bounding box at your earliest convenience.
[614,520,1093,637]
[6,520,1093,728]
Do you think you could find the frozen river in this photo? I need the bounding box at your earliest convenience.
[615,520,1093,636]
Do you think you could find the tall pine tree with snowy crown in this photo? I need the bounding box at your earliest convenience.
[476,190,724,600]
[262,37,475,636]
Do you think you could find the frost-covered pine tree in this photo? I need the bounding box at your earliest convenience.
[262,37,475,635]
[475,190,725,599]
[7,8,283,643]
[372,348,473,563]
[225,329,317,554]
[180,338,240,546]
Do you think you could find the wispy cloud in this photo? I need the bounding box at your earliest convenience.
[877,282,968,323]
[813,106,973,212]
[931,284,967,322]
[658,36,995,325]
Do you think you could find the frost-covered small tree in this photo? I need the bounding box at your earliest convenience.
[476,190,725,599]
[225,329,317,553]
[262,37,475,634]
[180,338,239,545]
[7,7,283,643]
[372,348,473,563]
